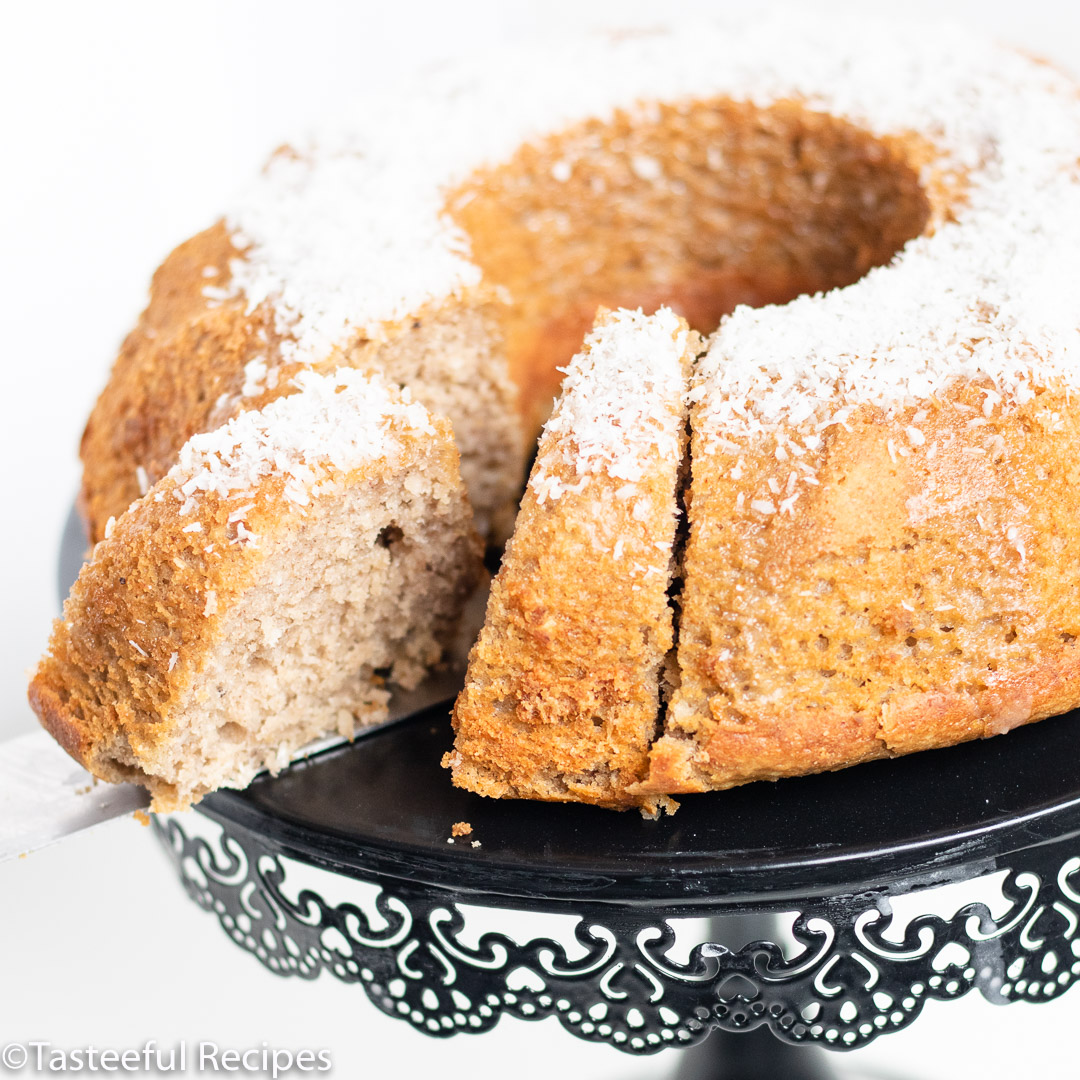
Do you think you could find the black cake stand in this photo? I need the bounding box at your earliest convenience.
[60,507,1080,1076]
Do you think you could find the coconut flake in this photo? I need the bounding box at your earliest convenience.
[529,308,687,501]
[170,368,434,516]
[208,16,1079,419]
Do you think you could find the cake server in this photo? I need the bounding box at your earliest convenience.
[0,669,462,865]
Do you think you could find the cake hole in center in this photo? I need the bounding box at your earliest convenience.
[451,96,932,430]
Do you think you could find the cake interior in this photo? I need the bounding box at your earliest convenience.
[85,468,479,809]
[343,300,525,541]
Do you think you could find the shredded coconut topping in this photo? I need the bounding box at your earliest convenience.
[211,16,1080,439]
[170,368,434,514]
[681,24,1080,444]
[530,308,687,503]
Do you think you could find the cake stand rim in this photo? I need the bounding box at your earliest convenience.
[190,706,1080,914]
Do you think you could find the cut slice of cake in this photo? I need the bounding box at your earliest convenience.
[446,307,695,813]
[30,369,483,811]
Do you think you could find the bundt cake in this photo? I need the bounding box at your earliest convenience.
[32,16,1080,809]
[30,370,483,811]
[447,308,695,813]
[442,21,1080,809]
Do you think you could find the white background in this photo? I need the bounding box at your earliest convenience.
[3,1,1080,1076]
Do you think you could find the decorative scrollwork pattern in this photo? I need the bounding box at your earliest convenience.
[153,817,1080,1055]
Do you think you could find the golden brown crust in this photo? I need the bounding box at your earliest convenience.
[637,646,1080,796]
[27,679,93,769]
[448,457,674,809]
[31,464,271,801]
[448,313,690,811]
[642,382,1080,797]
[79,223,279,541]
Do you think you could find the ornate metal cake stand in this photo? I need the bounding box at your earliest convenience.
[151,703,1080,1075]
[59,506,1080,1075]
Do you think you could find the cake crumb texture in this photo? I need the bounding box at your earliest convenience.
[31,370,483,811]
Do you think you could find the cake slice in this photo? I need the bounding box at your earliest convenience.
[30,368,483,811]
[446,308,694,812]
